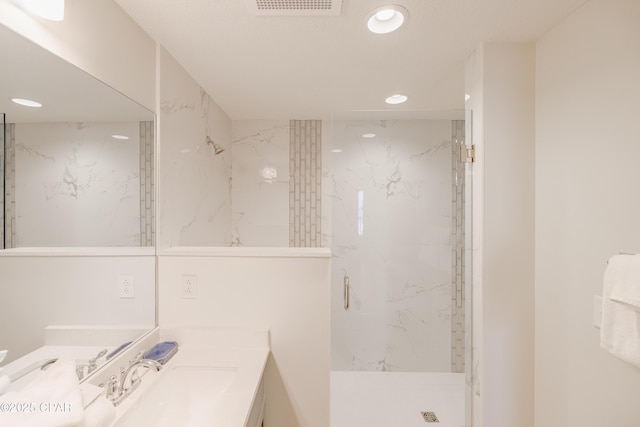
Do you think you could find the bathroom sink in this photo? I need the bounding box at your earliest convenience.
[112,365,236,427]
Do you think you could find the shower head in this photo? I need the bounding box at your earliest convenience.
[206,136,225,155]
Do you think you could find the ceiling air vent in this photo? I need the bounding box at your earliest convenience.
[246,0,342,16]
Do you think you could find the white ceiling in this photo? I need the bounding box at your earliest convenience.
[115,0,587,121]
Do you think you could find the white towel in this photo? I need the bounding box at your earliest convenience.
[0,355,84,427]
[80,396,115,427]
[600,254,640,368]
[609,254,640,309]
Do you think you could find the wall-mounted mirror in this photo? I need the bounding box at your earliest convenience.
[0,23,156,383]
[1,26,155,248]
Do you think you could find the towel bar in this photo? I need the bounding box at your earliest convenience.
[607,252,635,263]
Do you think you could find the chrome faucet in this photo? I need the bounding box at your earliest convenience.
[102,351,162,406]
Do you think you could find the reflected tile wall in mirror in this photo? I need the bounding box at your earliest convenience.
[8,121,150,247]
[4,123,15,248]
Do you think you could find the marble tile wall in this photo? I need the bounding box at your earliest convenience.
[290,119,322,247]
[158,46,232,248]
[229,119,323,247]
[330,119,455,372]
[231,120,290,246]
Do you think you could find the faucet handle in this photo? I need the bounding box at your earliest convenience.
[100,375,120,402]
[76,365,85,381]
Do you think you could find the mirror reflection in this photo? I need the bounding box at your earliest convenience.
[1,24,155,248]
[0,23,156,382]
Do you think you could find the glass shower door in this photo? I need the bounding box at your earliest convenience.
[330,113,469,374]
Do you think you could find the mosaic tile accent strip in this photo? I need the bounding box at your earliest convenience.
[451,119,466,373]
[3,123,16,249]
[289,119,322,247]
[139,121,155,247]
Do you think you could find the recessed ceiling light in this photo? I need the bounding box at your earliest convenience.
[385,94,408,105]
[11,98,42,108]
[111,134,130,140]
[366,5,408,34]
[362,133,376,138]
[331,149,343,153]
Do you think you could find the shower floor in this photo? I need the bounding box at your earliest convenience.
[331,371,466,427]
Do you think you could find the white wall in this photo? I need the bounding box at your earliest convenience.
[465,42,536,427]
[158,46,233,248]
[0,0,155,111]
[158,248,330,427]
[535,0,640,425]
[0,251,155,364]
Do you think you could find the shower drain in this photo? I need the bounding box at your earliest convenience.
[420,411,440,423]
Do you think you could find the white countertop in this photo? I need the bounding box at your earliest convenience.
[110,345,269,427]
[94,327,270,427]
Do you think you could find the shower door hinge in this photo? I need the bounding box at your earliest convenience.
[460,145,475,163]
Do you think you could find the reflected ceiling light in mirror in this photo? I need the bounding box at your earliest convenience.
[111,134,129,140]
[362,133,376,138]
[331,149,343,153]
[366,5,408,34]
[465,93,471,102]
[10,97,42,108]
[19,0,65,21]
[385,94,408,105]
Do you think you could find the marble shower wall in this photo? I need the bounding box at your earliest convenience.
[231,120,290,246]
[330,119,454,372]
[158,46,232,248]
[230,120,323,247]
[10,121,143,247]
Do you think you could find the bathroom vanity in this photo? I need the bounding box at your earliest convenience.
[90,327,269,427]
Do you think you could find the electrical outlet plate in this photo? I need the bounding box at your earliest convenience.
[118,275,135,299]
[181,274,198,299]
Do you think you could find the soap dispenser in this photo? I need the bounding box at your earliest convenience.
[0,350,10,395]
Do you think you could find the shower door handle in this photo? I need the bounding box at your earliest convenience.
[343,275,350,311]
